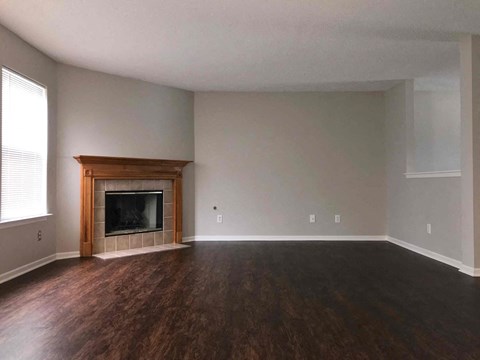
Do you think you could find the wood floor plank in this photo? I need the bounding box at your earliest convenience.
[0,241,479,359]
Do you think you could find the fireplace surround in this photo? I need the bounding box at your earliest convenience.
[74,155,191,257]
[92,179,172,254]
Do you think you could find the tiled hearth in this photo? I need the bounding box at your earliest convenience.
[93,179,174,254]
[94,243,190,260]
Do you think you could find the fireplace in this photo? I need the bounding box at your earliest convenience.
[92,179,173,254]
[74,155,191,257]
[105,190,163,236]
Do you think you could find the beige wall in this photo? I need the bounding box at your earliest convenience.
[0,25,57,274]
[56,64,194,253]
[194,92,386,237]
[386,82,462,260]
[459,34,480,269]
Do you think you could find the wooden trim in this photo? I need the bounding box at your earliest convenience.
[74,155,190,168]
[74,155,192,257]
[174,177,183,243]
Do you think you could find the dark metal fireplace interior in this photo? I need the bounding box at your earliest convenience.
[105,190,163,236]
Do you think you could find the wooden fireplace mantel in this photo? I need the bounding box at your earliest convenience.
[74,155,192,257]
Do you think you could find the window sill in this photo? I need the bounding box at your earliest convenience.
[0,214,52,230]
[404,170,461,179]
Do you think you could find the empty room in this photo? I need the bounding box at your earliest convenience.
[0,1,480,359]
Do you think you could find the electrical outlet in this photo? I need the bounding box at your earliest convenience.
[217,214,223,223]
[427,223,432,234]
[37,230,42,241]
[335,215,341,223]
[309,214,316,223]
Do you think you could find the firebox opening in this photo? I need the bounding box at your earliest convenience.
[105,190,163,236]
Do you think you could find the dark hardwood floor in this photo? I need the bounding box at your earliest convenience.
[1,241,480,359]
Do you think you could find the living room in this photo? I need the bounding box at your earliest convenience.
[0,1,479,358]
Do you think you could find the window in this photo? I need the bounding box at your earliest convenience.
[1,67,48,221]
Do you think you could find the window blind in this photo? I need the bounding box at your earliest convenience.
[1,68,48,221]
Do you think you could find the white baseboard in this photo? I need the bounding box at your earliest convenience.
[0,251,81,285]
[385,236,480,277]
[386,236,462,269]
[458,264,480,277]
[56,251,80,260]
[185,235,387,242]
[0,254,57,284]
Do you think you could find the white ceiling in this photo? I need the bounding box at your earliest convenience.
[0,0,479,92]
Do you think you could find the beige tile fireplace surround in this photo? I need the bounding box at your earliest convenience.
[74,156,191,257]
[93,179,174,254]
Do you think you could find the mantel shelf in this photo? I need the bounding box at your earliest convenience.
[74,155,191,168]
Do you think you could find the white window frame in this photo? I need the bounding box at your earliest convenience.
[0,66,50,227]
